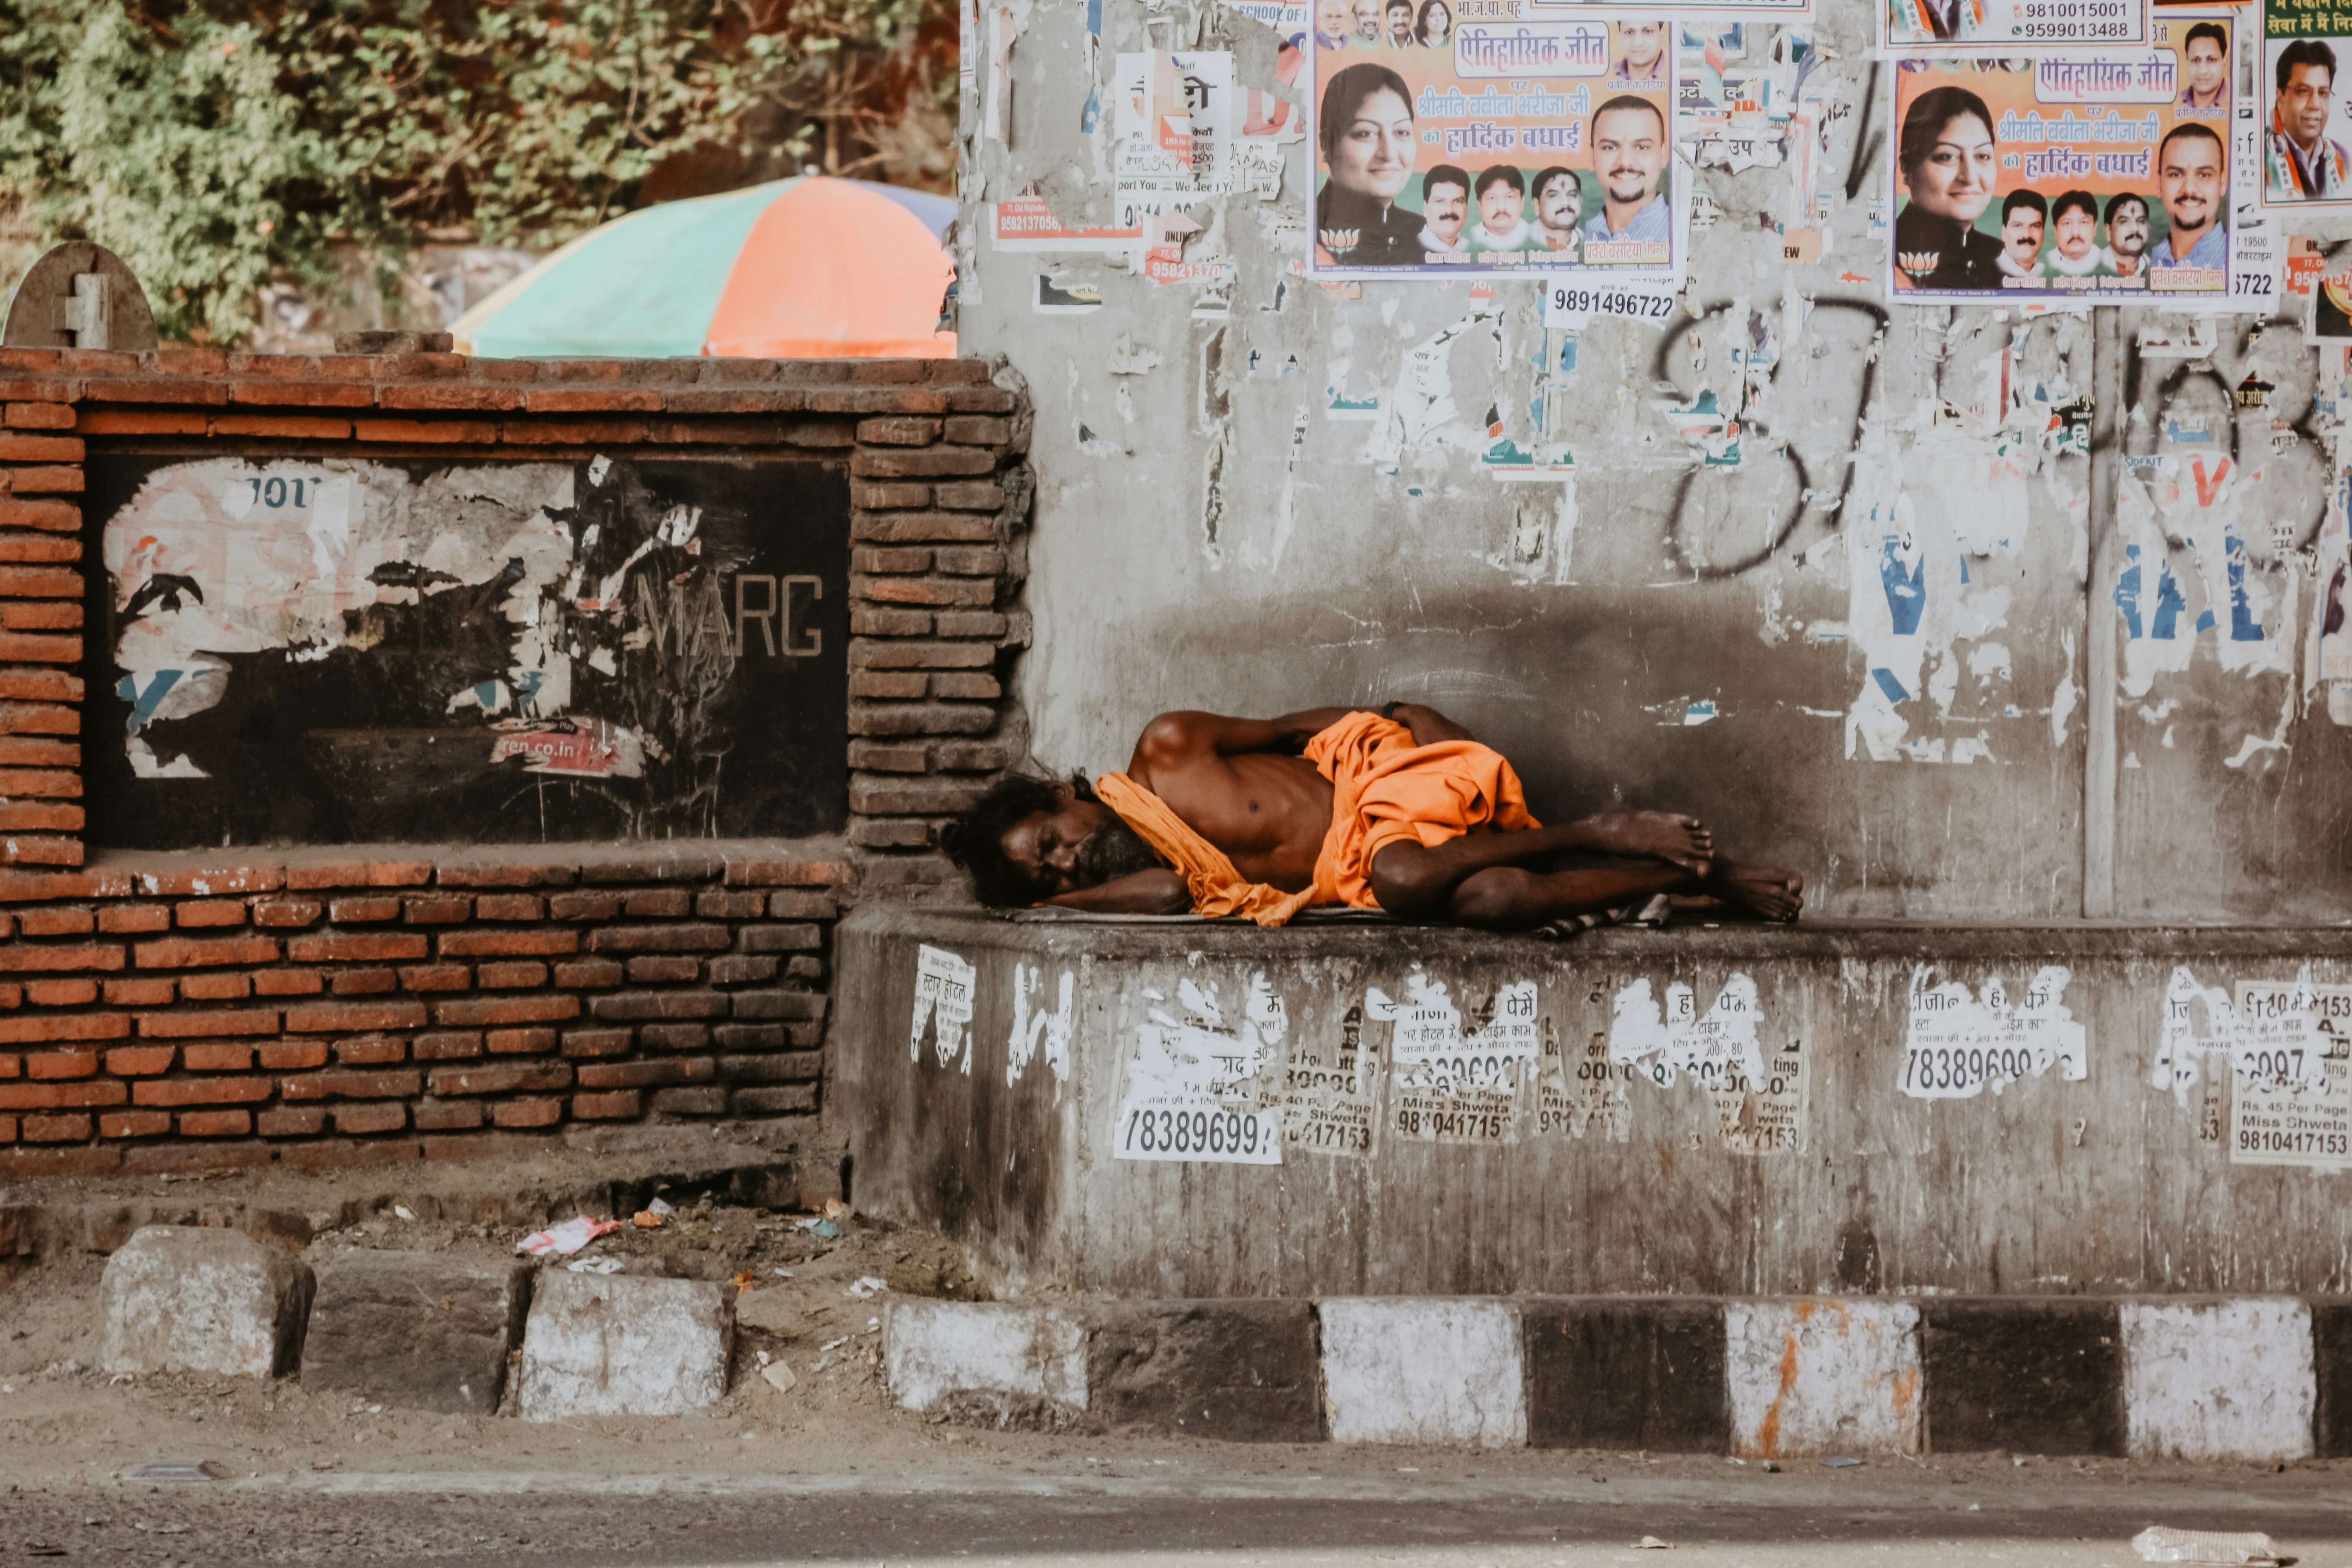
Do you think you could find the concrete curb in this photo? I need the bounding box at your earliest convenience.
[884,1294,2342,1458]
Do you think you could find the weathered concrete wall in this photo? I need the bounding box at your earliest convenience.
[837,907,2352,1298]
[958,0,2352,922]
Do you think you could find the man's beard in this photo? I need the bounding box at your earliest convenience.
[1072,816,1163,888]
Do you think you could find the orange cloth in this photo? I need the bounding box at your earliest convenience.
[1093,712,1540,926]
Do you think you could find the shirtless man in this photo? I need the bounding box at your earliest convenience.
[941,703,1803,929]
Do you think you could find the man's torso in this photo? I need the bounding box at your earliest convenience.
[1130,751,1334,891]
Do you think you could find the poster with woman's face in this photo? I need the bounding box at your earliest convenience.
[1308,17,1679,279]
[1889,25,2234,305]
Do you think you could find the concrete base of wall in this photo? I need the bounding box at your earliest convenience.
[832,908,2352,1298]
[883,1293,2344,1460]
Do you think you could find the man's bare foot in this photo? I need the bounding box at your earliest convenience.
[1580,812,1714,874]
[1701,859,1804,922]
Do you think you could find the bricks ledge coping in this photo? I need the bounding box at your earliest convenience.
[0,838,857,903]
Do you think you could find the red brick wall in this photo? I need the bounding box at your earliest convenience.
[0,347,1032,1178]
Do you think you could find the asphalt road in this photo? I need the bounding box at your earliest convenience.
[9,1467,2351,1567]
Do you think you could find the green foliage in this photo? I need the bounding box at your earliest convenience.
[0,0,951,343]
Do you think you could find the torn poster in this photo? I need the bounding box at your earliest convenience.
[1308,20,1680,282]
[1890,32,2233,306]
[2229,980,2352,1168]
[1114,51,1237,224]
[1711,1036,1804,1155]
[2152,965,2332,1106]
[990,189,1145,253]
[1899,965,2089,1099]
[1608,974,1767,1092]
[1369,973,1539,1146]
[1007,962,1075,1087]
[910,945,978,1071]
[98,454,845,845]
[1112,974,1286,1164]
[1270,1001,1377,1158]
[1537,1019,1631,1141]
[1883,0,2142,50]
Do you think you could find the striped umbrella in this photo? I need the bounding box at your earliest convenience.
[453,177,957,359]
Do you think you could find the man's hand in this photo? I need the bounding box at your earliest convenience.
[1388,702,1476,746]
[1045,868,1191,915]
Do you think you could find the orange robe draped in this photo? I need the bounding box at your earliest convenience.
[1090,711,1539,927]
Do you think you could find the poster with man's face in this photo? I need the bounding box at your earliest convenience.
[2263,0,2352,206]
[1308,15,1680,279]
[1889,24,2234,305]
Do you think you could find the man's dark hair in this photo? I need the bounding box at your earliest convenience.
[2158,119,2225,164]
[1423,163,1470,201]
[1474,164,1525,198]
[2280,37,2337,94]
[1897,84,1994,184]
[2002,188,2048,220]
[2184,21,2226,56]
[940,773,1088,908]
[2051,187,2100,225]
[2107,190,2150,223]
[1532,165,1583,205]
[1591,94,1666,141]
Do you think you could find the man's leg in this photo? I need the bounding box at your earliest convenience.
[1439,861,1804,929]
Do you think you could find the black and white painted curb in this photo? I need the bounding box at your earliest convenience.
[885,1295,2352,1456]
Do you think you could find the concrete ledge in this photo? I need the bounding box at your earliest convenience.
[884,1294,2348,1458]
[835,907,2352,1298]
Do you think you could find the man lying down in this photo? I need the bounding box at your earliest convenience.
[940,703,1803,929]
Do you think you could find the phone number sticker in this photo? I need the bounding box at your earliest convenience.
[2230,980,2352,1171]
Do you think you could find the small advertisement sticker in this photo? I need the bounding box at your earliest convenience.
[2230,980,2352,1168]
[1883,0,2145,51]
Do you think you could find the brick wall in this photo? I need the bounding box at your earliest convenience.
[0,346,1032,1177]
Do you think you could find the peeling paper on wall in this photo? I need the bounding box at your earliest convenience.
[1537,1019,1631,1142]
[1368,972,1538,1146]
[1898,965,2087,1099]
[910,944,978,1072]
[1111,974,1285,1164]
[2152,966,2331,1108]
[1007,962,1075,1088]
[1608,974,1801,1154]
[1266,1001,1376,1158]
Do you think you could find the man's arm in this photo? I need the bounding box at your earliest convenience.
[1127,702,1476,772]
[1044,868,1191,914]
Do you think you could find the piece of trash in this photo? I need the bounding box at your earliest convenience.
[1761,1461,1780,1473]
[632,1210,665,1229]
[1635,1536,1672,1550]
[517,1216,622,1257]
[128,1461,226,1482]
[761,1361,797,1394]
[823,1198,852,1220]
[846,1276,887,1300]
[732,1270,756,1294]
[2130,1526,2282,1566]
[1822,1456,1861,1468]
[819,1335,851,1352]
[393,1205,415,1221]
[563,1256,624,1274]
[771,1268,793,1278]
[793,1216,842,1239]
[648,1197,675,1216]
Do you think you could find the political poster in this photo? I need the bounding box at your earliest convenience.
[1307,14,1680,280]
[2261,0,2352,206]
[1889,24,2235,306]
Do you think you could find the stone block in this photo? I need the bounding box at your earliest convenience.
[1725,1298,1921,1458]
[1317,1298,1525,1447]
[99,1225,314,1378]
[300,1250,531,1414]
[1087,1299,1321,1442]
[883,1300,1086,1427]
[2122,1298,2314,1461]
[1523,1296,1727,1452]
[1921,1296,2124,1455]
[516,1271,733,1420]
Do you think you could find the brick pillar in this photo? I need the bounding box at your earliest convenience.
[0,353,90,870]
[845,362,1032,885]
